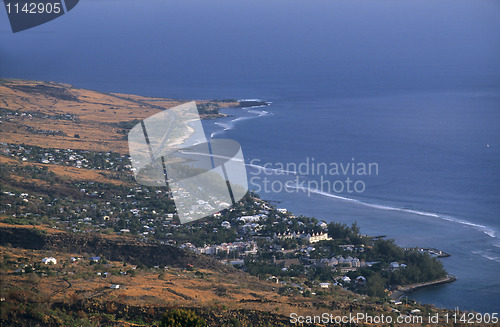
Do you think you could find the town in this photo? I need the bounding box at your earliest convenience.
[0,141,450,302]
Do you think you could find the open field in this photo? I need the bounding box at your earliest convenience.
[0,226,382,327]
[0,79,238,154]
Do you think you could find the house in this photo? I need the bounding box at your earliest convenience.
[109,284,120,289]
[341,276,351,283]
[340,266,357,273]
[306,232,332,243]
[274,230,305,240]
[355,276,366,284]
[352,258,361,268]
[316,258,332,267]
[268,276,279,284]
[390,262,406,271]
[319,282,330,289]
[41,257,57,265]
[221,221,231,229]
[237,215,262,223]
[339,244,355,251]
[343,256,361,268]
[318,221,328,229]
[90,257,101,263]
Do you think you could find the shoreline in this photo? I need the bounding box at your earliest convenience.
[389,275,457,300]
[1,79,461,311]
[210,100,460,308]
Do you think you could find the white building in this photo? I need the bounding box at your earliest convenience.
[319,282,331,289]
[41,257,57,265]
[318,221,328,229]
[306,232,332,243]
[341,276,351,283]
[274,231,304,240]
[237,215,266,223]
[355,276,366,283]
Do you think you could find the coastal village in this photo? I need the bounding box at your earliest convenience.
[0,80,459,325]
[0,140,452,305]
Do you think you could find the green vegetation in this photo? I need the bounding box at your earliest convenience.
[160,309,207,327]
[1,141,449,304]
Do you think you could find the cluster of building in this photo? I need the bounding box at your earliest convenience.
[180,241,258,257]
[0,142,129,171]
[274,231,332,243]
[314,256,364,273]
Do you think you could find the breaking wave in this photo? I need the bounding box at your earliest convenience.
[285,183,498,240]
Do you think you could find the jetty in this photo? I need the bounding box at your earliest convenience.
[390,275,457,299]
[403,247,451,258]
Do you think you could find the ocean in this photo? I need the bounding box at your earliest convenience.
[1,0,499,313]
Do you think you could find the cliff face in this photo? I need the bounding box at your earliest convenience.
[0,226,47,249]
[0,226,236,273]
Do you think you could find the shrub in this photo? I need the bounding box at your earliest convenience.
[159,309,206,327]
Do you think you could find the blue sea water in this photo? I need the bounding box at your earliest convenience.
[1,0,499,313]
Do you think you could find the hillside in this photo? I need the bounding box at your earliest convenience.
[0,224,387,326]
[0,79,238,153]
[0,79,481,326]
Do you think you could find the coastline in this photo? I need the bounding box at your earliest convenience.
[211,99,459,307]
[0,79,461,314]
[389,275,457,300]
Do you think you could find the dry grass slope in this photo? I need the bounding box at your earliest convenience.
[0,79,237,154]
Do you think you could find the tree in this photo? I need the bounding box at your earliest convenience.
[366,273,386,298]
[327,222,350,239]
[159,309,206,327]
[351,221,360,235]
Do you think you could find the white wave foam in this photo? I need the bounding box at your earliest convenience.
[472,250,500,264]
[214,121,233,131]
[286,183,498,239]
[439,216,496,238]
[247,109,271,117]
[243,105,269,110]
[237,98,262,102]
[210,106,271,138]
[211,122,234,138]
[231,116,255,124]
